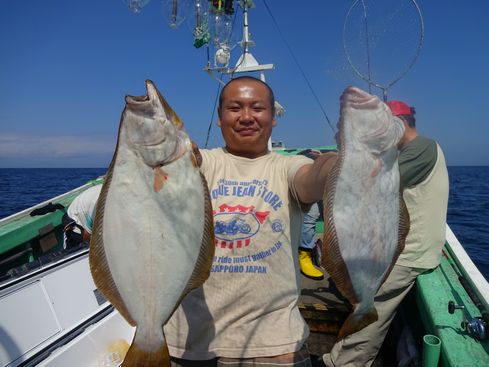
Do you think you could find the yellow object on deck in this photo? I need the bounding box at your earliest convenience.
[299,249,324,280]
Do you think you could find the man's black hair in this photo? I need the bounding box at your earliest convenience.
[400,107,416,128]
[218,76,275,117]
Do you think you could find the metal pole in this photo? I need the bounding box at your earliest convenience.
[259,71,273,152]
[243,1,250,54]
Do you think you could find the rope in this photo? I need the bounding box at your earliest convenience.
[204,74,223,148]
[261,0,335,134]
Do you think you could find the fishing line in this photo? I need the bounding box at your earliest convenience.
[204,73,224,149]
[261,0,335,135]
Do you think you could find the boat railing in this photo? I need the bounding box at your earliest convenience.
[0,178,103,226]
[0,177,104,283]
[444,224,489,313]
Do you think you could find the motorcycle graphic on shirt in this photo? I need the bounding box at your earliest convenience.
[209,178,288,275]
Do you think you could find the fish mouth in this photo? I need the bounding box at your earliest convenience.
[145,80,159,103]
[125,80,157,106]
[125,94,150,104]
[125,80,185,131]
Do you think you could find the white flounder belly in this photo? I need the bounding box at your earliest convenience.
[333,146,400,306]
[102,151,206,328]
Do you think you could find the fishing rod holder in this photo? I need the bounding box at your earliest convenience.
[448,300,488,340]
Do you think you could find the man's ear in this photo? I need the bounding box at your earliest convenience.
[217,118,222,127]
[272,117,277,127]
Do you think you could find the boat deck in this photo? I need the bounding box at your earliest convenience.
[299,273,392,366]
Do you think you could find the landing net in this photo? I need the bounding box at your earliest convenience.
[343,0,424,100]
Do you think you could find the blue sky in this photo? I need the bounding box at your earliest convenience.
[1,0,488,168]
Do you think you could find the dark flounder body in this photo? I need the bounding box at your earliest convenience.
[89,80,214,366]
[322,86,409,340]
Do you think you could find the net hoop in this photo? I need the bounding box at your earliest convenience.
[343,0,424,99]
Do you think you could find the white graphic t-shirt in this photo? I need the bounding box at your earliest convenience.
[165,148,312,359]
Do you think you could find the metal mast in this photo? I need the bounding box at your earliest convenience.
[204,0,279,151]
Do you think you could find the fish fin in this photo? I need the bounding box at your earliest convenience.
[191,141,203,168]
[321,158,358,305]
[379,194,410,286]
[123,330,170,367]
[190,153,199,168]
[180,172,215,296]
[153,167,168,193]
[89,165,136,326]
[153,83,184,129]
[336,306,378,341]
[398,196,410,254]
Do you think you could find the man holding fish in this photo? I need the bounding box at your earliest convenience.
[164,76,337,367]
[323,101,449,367]
[165,77,410,366]
[90,75,409,367]
[90,75,338,367]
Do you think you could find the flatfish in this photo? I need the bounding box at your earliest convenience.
[322,86,409,340]
[89,80,214,366]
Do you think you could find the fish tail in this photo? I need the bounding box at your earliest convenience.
[122,330,170,367]
[336,306,378,341]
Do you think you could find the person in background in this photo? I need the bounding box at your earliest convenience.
[297,149,325,280]
[322,100,449,367]
[164,76,338,367]
[299,202,324,280]
[62,184,102,249]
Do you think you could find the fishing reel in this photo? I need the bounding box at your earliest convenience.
[448,300,489,340]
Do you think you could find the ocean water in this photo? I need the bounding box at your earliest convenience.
[0,167,488,280]
[0,168,106,219]
[447,166,489,279]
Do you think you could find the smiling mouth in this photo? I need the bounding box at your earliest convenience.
[237,128,257,136]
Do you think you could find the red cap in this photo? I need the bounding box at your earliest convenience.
[386,100,412,116]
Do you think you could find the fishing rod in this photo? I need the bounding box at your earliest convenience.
[444,249,489,340]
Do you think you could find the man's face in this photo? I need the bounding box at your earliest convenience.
[218,79,276,159]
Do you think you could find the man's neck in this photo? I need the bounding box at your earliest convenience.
[400,129,418,149]
[225,146,269,159]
